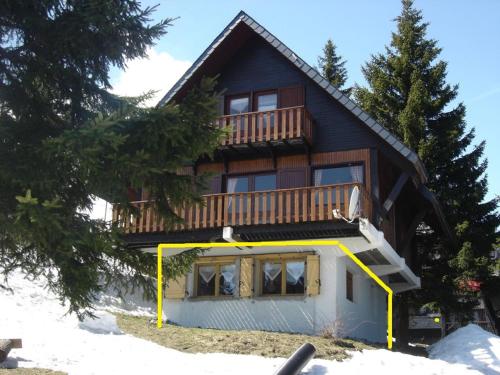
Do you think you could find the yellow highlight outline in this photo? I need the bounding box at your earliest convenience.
[157,240,393,349]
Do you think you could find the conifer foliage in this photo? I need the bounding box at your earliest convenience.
[355,0,499,321]
[317,39,351,95]
[0,1,221,317]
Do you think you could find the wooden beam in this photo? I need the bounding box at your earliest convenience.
[382,172,409,216]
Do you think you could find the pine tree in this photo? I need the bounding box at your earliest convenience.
[355,0,499,343]
[0,1,222,317]
[317,39,351,95]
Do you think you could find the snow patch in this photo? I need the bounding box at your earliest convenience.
[429,324,500,374]
[78,311,122,335]
[0,269,496,374]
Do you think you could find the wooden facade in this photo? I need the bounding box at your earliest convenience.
[112,15,441,266]
[114,182,371,234]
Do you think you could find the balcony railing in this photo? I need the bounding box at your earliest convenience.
[113,183,370,235]
[217,105,313,146]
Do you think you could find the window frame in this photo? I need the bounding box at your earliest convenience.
[225,171,277,193]
[312,162,365,187]
[253,89,278,112]
[193,256,237,298]
[225,93,251,116]
[258,254,307,297]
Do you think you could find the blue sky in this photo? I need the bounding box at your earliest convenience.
[111,0,499,201]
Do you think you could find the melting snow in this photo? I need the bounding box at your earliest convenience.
[0,270,497,374]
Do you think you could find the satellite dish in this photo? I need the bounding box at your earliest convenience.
[348,186,360,221]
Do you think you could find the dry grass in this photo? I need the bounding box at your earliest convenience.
[116,314,375,361]
[0,369,66,375]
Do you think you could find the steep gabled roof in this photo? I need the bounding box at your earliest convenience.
[158,11,427,183]
[157,11,456,243]
[158,11,428,183]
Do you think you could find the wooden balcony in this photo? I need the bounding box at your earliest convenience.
[216,106,313,148]
[113,183,370,235]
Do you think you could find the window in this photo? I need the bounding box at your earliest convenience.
[196,261,236,297]
[227,96,250,115]
[255,93,277,112]
[346,270,354,302]
[261,258,305,296]
[226,174,276,193]
[313,165,364,207]
[255,91,277,130]
[254,174,277,191]
[313,165,364,186]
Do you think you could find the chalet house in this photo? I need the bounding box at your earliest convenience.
[113,11,452,343]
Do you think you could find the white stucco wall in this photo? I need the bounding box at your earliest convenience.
[335,256,387,343]
[163,247,387,342]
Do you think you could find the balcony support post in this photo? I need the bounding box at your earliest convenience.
[381,172,409,218]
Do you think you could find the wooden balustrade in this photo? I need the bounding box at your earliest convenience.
[217,105,313,146]
[113,183,370,234]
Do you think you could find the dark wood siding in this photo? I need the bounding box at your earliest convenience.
[278,86,304,108]
[278,168,307,189]
[216,35,390,155]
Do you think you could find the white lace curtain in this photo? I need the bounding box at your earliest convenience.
[198,266,216,284]
[350,165,363,183]
[286,262,305,285]
[220,264,236,294]
[227,177,238,208]
[263,262,281,281]
[314,169,323,187]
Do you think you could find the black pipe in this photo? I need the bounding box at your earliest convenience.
[273,343,316,375]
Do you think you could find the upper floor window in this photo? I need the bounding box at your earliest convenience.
[255,92,277,112]
[314,165,364,186]
[227,95,250,115]
[226,173,276,193]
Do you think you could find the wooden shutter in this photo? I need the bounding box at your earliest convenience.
[210,174,222,194]
[165,276,186,299]
[306,255,320,296]
[278,168,308,189]
[278,86,304,108]
[239,257,254,298]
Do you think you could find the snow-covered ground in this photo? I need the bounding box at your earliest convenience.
[1,270,498,375]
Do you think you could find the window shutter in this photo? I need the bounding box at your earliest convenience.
[306,255,320,296]
[278,86,304,108]
[165,276,186,299]
[210,174,222,194]
[239,257,254,298]
[278,168,307,189]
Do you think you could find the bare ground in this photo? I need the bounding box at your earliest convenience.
[116,314,376,361]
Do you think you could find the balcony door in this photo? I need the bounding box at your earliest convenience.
[254,91,277,132]
[225,95,250,139]
[226,173,277,224]
[313,165,364,218]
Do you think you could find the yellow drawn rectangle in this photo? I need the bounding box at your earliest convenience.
[157,240,393,349]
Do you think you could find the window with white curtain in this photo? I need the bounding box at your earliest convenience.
[313,165,364,186]
[261,258,306,296]
[196,262,236,297]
